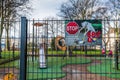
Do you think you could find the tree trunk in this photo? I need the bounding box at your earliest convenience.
[0,39,2,58]
[0,18,4,58]
[6,29,10,51]
[69,46,73,57]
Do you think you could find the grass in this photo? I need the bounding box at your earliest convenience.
[87,58,120,79]
[73,50,102,55]
[48,49,104,55]
[1,51,20,59]
[26,57,91,79]
[0,49,106,56]
[2,50,118,79]
[0,51,20,64]
[0,49,99,67]
[0,60,20,68]
[0,56,91,79]
[48,50,65,54]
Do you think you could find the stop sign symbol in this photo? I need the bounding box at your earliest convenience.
[66,21,79,34]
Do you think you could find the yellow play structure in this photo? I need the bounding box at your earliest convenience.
[55,36,66,51]
[3,73,16,80]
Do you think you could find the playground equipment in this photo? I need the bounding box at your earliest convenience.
[108,50,113,57]
[33,22,48,68]
[3,73,15,80]
[39,43,47,68]
[55,36,66,51]
[102,48,105,55]
[34,22,48,27]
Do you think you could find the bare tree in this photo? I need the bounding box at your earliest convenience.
[43,17,65,50]
[59,0,107,19]
[0,0,31,57]
[44,17,64,36]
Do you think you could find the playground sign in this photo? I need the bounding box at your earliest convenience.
[66,21,79,34]
[65,20,102,46]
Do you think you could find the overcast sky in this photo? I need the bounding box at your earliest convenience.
[29,0,68,19]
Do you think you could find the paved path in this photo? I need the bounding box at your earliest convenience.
[57,59,119,80]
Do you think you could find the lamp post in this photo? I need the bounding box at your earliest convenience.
[33,22,48,68]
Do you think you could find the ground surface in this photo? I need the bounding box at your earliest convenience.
[57,59,120,80]
[0,57,119,80]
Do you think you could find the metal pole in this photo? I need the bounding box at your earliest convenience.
[32,19,35,62]
[46,20,48,59]
[20,17,27,80]
[115,40,119,70]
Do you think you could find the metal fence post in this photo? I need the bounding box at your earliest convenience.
[115,40,119,70]
[20,17,27,80]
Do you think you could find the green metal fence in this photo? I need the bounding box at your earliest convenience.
[0,17,120,80]
[0,19,21,80]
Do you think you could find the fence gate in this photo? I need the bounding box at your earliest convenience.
[1,17,119,80]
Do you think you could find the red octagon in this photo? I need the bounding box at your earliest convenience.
[66,21,79,34]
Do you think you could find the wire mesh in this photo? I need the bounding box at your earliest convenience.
[26,19,120,80]
[0,19,120,80]
[0,20,20,80]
